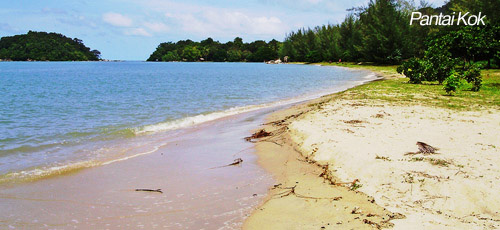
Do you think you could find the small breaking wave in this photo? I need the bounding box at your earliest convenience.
[134,72,378,135]
[0,160,100,184]
[133,104,272,135]
[0,142,169,184]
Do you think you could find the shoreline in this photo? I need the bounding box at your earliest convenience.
[243,72,404,229]
[244,64,500,229]
[0,107,277,229]
[0,65,379,229]
[0,63,376,185]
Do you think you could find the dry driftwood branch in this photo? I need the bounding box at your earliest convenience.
[416,142,438,154]
[244,129,271,142]
[263,112,305,126]
[272,185,342,201]
[405,141,439,155]
[227,158,243,166]
[135,188,163,193]
[335,179,360,187]
[343,119,364,124]
[210,158,243,169]
[244,127,288,146]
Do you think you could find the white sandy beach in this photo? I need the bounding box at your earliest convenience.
[245,72,500,229]
[289,100,500,229]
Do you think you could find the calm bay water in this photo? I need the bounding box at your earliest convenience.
[0,62,373,182]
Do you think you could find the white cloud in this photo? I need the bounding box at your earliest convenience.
[166,9,287,38]
[125,28,152,37]
[102,12,133,27]
[143,22,169,33]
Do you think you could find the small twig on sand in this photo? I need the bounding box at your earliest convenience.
[272,185,342,201]
[210,158,243,169]
[135,188,163,193]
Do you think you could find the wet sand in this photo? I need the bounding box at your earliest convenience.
[243,96,403,229]
[0,108,278,229]
[0,68,378,229]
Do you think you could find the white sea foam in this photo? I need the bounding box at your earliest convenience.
[134,104,271,135]
[133,72,378,136]
[0,160,100,184]
[100,142,169,165]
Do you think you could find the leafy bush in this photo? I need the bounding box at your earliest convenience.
[397,31,484,94]
[461,64,482,91]
[397,58,429,84]
[443,73,461,95]
[387,49,403,64]
[423,41,458,84]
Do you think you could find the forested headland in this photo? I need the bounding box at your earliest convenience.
[147,38,280,62]
[0,31,101,61]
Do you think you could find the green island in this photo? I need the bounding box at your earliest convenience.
[0,31,101,61]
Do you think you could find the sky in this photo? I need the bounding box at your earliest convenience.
[0,0,446,60]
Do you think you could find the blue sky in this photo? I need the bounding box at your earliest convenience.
[0,0,446,60]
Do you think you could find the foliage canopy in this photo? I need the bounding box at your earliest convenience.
[147,37,279,62]
[0,31,100,61]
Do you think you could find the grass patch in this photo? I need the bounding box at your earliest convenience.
[408,156,450,167]
[427,158,450,167]
[314,62,500,111]
[410,157,425,162]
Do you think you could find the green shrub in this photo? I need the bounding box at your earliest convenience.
[424,44,458,84]
[397,58,429,84]
[461,64,482,91]
[443,73,461,95]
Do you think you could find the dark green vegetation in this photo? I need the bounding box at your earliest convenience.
[397,23,498,93]
[321,63,500,110]
[284,0,500,94]
[283,0,499,94]
[282,0,499,65]
[281,0,412,63]
[0,31,100,61]
[147,38,279,62]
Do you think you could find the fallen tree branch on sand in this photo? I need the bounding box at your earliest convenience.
[210,158,243,169]
[135,188,163,193]
[272,185,342,201]
[244,129,271,142]
[405,141,439,155]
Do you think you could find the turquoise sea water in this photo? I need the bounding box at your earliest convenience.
[0,62,373,182]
